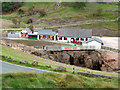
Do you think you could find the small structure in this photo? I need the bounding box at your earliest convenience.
[8,31,21,38]
[28,29,56,40]
[21,28,32,37]
[82,38,103,49]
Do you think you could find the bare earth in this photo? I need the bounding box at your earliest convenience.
[0,19,14,29]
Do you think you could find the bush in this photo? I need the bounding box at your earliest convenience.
[2,2,23,12]
[18,8,24,14]
[27,18,33,24]
[39,10,47,17]
[92,8,103,17]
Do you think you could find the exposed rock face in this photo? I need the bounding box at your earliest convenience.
[47,51,103,70]
[31,50,45,57]
[31,50,105,71]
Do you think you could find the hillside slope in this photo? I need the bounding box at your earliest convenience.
[2,72,118,88]
[1,2,119,32]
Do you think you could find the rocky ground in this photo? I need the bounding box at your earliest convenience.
[1,39,119,72]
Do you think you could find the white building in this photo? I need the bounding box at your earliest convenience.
[57,27,103,49]
[82,38,103,49]
[57,28,92,43]
[8,31,21,38]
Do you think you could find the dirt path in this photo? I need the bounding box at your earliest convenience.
[0,19,14,29]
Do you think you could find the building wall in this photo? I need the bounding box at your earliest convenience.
[33,32,38,34]
[8,33,21,38]
[58,37,71,42]
[57,36,89,43]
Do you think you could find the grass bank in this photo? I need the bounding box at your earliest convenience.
[0,44,118,77]
[1,3,119,30]
[2,72,118,88]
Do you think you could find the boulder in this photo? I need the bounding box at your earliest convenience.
[48,55,54,60]
[32,61,38,66]
[61,53,70,64]
[31,50,45,57]
[7,56,11,59]
[12,59,17,62]
[55,66,66,71]
[20,60,29,64]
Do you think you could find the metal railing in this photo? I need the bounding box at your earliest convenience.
[101,46,120,53]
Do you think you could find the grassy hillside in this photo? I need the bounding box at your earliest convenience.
[2,72,118,88]
[1,2,119,30]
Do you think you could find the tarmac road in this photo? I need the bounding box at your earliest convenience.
[0,60,51,74]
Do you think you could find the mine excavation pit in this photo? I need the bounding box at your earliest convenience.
[31,50,119,72]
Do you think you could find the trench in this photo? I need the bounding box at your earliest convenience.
[45,50,104,71]
[69,55,74,65]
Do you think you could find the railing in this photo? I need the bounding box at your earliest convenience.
[43,45,100,51]
[101,46,120,53]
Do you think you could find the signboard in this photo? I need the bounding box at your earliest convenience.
[61,46,80,50]
[61,46,97,50]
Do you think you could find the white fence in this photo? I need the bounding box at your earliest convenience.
[43,45,99,51]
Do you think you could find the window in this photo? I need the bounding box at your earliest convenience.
[76,38,79,40]
[81,38,84,41]
[86,38,88,41]
[64,37,67,40]
[59,37,62,40]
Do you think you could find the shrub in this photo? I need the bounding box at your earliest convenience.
[18,8,24,15]
[39,10,47,17]
[2,2,23,12]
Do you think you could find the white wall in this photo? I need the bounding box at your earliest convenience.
[33,32,38,34]
[58,37,71,42]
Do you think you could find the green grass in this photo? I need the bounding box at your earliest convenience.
[1,2,119,30]
[0,44,118,77]
[2,72,118,88]
[80,21,118,31]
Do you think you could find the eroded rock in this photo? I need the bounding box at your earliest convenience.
[32,61,38,66]
[55,66,66,71]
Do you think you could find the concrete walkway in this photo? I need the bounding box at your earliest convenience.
[0,60,51,74]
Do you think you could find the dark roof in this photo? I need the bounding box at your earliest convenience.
[58,28,92,38]
[34,28,42,32]
[38,30,56,35]
[34,28,53,32]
